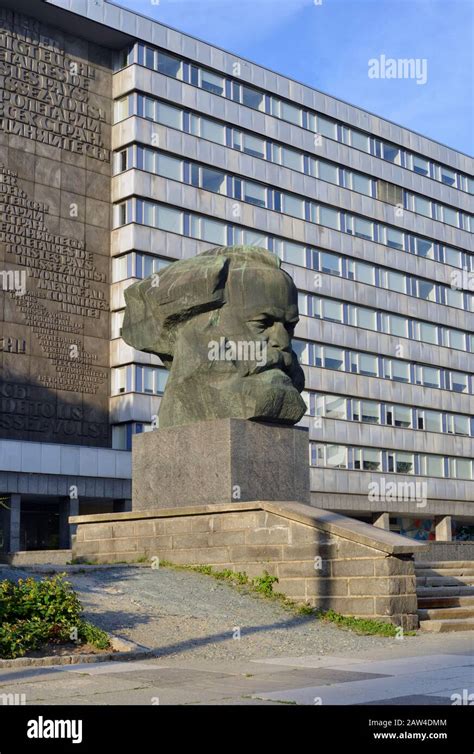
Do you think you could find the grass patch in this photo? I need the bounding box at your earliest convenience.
[159,562,414,637]
[317,609,416,637]
[0,573,110,659]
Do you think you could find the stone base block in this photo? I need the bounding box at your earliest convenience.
[132,418,310,509]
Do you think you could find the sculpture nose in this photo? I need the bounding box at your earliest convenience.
[268,322,291,351]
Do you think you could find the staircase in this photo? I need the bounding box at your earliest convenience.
[416,561,474,632]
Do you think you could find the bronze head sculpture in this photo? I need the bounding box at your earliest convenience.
[122,245,306,428]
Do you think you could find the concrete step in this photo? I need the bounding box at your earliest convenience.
[418,618,474,633]
[416,576,474,587]
[418,606,474,620]
[415,568,474,577]
[415,561,474,570]
[417,585,474,598]
[418,595,474,609]
[5,550,72,566]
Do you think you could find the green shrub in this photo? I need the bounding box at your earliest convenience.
[252,571,279,596]
[0,574,110,659]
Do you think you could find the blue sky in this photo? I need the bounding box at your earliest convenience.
[116,0,473,155]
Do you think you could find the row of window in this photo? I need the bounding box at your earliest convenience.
[115,138,472,233]
[112,245,473,322]
[305,391,473,436]
[117,43,474,195]
[299,292,473,352]
[311,443,473,480]
[112,253,170,286]
[113,364,168,395]
[114,198,473,291]
[294,340,472,394]
[308,248,472,312]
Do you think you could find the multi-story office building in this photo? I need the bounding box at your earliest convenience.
[0,0,472,555]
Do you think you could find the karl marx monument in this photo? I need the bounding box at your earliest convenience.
[122,245,310,509]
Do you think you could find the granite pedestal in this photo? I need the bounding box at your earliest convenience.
[132,418,310,509]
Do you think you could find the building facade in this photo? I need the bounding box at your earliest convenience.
[0,0,472,554]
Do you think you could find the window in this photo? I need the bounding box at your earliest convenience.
[317,115,337,139]
[448,414,470,436]
[281,146,302,171]
[446,287,464,309]
[417,281,435,301]
[350,260,374,285]
[354,353,378,377]
[326,445,347,469]
[414,195,431,217]
[390,360,410,383]
[387,271,406,293]
[144,96,155,120]
[200,217,226,244]
[418,410,442,432]
[440,166,456,187]
[324,395,346,420]
[322,299,343,323]
[143,366,154,394]
[283,194,304,218]
[142,201,155,226]
[243,133,265,158]
[386,227,404,250]
[242,229,268,247]
[451,371,468,393]
[241,85,264,111]
[354,448,381,471]
[392,452,414,474]
[412,155,429,176]
[350,130,369,152]
[387,314,408,338]
[282,242,305,266]
[201,69,224,95]
[418,322,438,345]
[318,161,338,184]
[293,339,308,363]
[115,367,127,394]
[382,144,400,164]
[319,205,339,230]
[353,400,380,424]
[355,307,377,330]
[156,205,182,233]
[442,206,458,226]
[114,97,129,121]
[323,347,344,370]
[455,458,472,480]
[425,455,444,477]
[415,237,434,259]
[156,153,182,181]
[445,246,462,268]
[320,251,341,276]
[112,255,128,282]
[157,51,181,78]
[353,217,373,240]
[112,424,127,450]
[447,329,465,350]
[111,310,125,339]
[201,167,225,193]
[281,101,301,125]
[417,366,440,389]
[351,173,371,195]
[156,101,182,129]
[243,181,266,208]
[200,118,226,144]
[388,405,412,428]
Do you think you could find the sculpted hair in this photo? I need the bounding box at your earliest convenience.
[121,245,281,364]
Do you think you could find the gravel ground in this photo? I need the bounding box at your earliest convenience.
[1,564,413,661]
